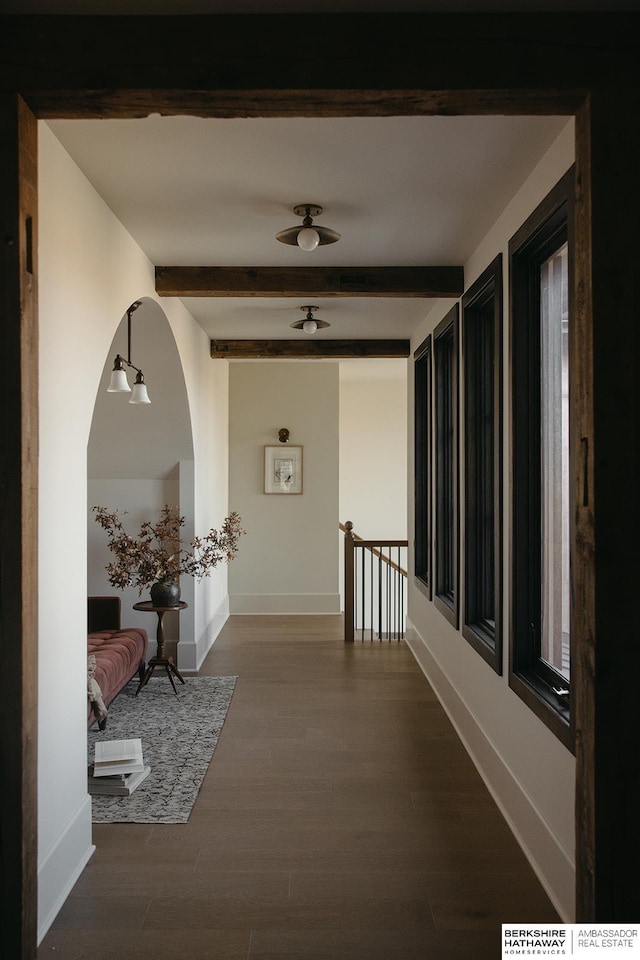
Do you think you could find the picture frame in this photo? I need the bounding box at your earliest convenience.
[264,445,303,494]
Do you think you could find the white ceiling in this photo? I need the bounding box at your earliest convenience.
[47,112,570,341]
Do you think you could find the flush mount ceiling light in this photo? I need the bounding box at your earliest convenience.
[290,305,331,335]
[107,300,151,404]
[276,203,341,252]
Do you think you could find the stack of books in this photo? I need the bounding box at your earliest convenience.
[88,737,150,796]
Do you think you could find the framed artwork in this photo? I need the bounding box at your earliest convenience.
[264,445,303,494]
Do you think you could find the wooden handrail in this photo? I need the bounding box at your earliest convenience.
[340,521,408,577]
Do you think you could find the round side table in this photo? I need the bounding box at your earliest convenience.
[133,600,188,695]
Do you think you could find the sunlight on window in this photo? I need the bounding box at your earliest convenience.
[540,242,570,682]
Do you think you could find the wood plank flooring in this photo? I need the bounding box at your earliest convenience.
[39,615,558,959]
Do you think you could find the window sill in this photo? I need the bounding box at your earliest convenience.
[413,575,432,601]
[509,668,574,752]
[462,622,501,674]
[434,591,458,629]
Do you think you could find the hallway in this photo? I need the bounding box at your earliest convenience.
[39,615,558,959]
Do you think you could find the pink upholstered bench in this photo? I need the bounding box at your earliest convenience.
[87,596,148,729]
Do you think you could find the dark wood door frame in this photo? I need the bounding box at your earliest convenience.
[1,13,638,956]
[0,91,39,960]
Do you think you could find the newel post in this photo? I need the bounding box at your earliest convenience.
[344,521,355,643]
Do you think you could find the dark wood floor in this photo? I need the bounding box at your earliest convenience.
[39,615,558,959]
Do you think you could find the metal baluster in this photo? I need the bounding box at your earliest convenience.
[369,547,374,641]
[360,545,365,641]
[396,547,400,639]
[390,548,394,640]
[399,547,404,639]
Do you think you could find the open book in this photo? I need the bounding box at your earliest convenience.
[93,738,144,777]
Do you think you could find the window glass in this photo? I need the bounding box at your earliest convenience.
[414,336,432,595]
[436,328,455,599]
[540,242,570,682]
[508,165,574,750]
[462,254,502,673]
[434,306,459,628]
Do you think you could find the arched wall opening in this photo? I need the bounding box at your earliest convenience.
[87,297,195,647]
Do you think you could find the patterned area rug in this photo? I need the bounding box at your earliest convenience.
[87,675,237,824]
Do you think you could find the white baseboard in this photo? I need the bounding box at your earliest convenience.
[179,595,230,673]
[229,593,341,615]
[405,620,575,922]
[38,795,95,945]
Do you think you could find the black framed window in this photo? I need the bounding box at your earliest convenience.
[414,335,432,597]
[462,255,503,673]
[434,306,459,627]
[509,168,574,750]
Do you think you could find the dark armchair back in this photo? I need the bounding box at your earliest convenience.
[88,596,121,633]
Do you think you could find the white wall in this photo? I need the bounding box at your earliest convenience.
[406,120,576,920]
[168,293,230,669]
[228,361,340,613]
[339,359,407,539]
[37,122,229,942]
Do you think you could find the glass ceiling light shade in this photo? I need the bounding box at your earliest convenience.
[290,306,330,335]
[276,204,340,251]
[107,355,132,392]
[129,370,151,404]
[296,227,320,252]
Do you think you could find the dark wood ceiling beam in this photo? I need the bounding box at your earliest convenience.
[23,89,584,120]
[210,339,410,359]
[2,13,633,118]
[156,266,463,298]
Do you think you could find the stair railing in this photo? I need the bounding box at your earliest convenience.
[341,520,408,643]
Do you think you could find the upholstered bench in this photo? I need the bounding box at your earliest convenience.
[87,596,148,729]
